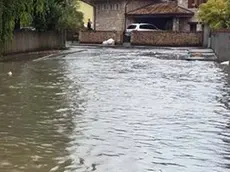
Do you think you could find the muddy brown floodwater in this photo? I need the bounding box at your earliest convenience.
[0,47,230,172]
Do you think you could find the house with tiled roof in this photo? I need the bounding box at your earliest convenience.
[89,0,207,32]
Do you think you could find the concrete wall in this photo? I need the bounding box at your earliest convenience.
[178,0,198,22]
[131,31,203,46]
[79,31,123,44]
[211,30,230,62]
[3,31,65,55]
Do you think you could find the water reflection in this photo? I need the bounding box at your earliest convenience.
[1,48,230,172]
[0,60,81,172]
[216,65,230,170]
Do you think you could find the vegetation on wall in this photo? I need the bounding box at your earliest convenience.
[0,0,83,46]
[198,0,230,29]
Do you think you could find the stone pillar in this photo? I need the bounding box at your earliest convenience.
[173,18,180,31]
[203,24,211,48]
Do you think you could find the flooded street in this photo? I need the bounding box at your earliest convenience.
[1,47,230,172]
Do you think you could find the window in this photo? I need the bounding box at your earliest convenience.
[139,24,157,30]
[190,23,197,32]
[98,3,120,11]
[188,0,195,8]
[127,25,137,29]
[188,0,207,8]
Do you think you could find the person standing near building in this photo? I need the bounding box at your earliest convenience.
[87,19,93,30]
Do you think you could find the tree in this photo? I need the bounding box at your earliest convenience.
[32,0,84,31]
[198,0,230,29]
[0,0,3,45]
[0,0,46,44]
[0,0,83,47]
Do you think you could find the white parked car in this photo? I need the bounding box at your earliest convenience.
[125,23,160,36]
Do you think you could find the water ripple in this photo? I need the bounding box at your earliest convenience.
[0,47,230,172]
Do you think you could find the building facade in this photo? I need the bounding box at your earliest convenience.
[90,0,207,32]
[177,0,207,31]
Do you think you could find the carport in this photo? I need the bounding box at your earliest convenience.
[126,2,194,31]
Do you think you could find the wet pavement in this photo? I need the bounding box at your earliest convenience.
[0,47,230,172]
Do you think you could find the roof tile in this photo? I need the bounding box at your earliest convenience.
[127,2,194,16]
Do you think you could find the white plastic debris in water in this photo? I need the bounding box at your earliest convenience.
[8,71,12,76]
[221,61,229,65]
[102,38,115,45]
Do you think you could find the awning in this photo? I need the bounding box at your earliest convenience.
[127,2,194,18]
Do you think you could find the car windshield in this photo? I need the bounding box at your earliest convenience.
[139,24,158,30]
[127,25,137,29]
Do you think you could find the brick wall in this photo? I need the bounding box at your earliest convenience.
[95,9,125,31]
[79,31,123,44]
[131,31,203,46]
[95,0,125,31]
